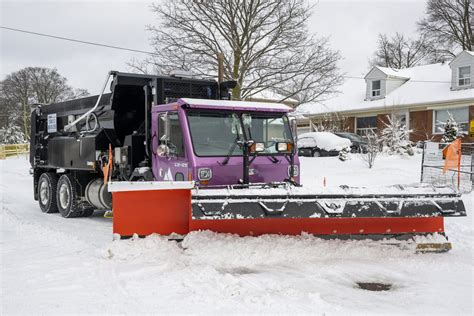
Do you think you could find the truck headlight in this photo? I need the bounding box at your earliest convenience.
[250,142,265,153]
[198,168,212,181]
[277,142,293,152]
[288,165,299,177]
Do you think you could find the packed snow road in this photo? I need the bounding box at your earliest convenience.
[1,154,472,315]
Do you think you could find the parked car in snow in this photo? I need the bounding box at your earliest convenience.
[334,132,368,153]
[297,132,351,157]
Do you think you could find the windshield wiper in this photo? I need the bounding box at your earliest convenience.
[219,118,243,166]
[218,135,240,166]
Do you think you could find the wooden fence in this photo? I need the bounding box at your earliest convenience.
[0,143,29,159]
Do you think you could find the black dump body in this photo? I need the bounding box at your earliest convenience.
[30,72,223,172]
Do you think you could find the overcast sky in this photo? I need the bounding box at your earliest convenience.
[1,0,427,95]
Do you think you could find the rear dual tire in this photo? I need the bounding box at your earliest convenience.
[56,174,94,218]
[37,172,94,218]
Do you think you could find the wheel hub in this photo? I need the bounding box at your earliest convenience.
[39,180,49,205]
[59,183,70,209]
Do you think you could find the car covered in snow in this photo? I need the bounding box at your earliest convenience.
[297,132,351,157]
[334,132,368,153]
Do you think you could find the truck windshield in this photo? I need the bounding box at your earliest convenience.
[187,111,293,156]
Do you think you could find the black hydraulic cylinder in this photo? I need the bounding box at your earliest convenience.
[241,141,252,185]
[143,84,151,160]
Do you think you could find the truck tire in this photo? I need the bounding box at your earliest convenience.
[82,208,95,217]
[38,172,59,213]
[57,174,89,218]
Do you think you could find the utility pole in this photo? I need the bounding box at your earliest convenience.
[217,52,224,83]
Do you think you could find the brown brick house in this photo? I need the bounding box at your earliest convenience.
[296,51,474,143]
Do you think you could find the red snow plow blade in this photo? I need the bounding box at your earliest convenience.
[108,182,466,239]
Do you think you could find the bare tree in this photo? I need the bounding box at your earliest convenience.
[0,67,89,139]
[130,0,343,103]
[369,33,438,68]
[361,130,380,169]
[418,0,473,59]
[310,112,348,132]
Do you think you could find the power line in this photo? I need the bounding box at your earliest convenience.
[343,75,450,84]
[0,25,453,84]
[0,26,159,56]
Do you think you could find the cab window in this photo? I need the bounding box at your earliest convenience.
[158,112,185,157]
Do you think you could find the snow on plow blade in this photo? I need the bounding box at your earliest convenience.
[190,184,466,236]
[109,181,465,238]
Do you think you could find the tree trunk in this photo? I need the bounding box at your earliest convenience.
[231,49,241,100]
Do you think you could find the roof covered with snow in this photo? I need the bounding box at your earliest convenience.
[297,63,474,116]
[245,90,299,104]
[371,66,410,79]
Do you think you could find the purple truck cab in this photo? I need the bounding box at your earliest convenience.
[150,98,300,187]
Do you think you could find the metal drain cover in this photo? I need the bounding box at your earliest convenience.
[356,282,392,291]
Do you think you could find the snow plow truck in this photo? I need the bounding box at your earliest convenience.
[29,71,466,250]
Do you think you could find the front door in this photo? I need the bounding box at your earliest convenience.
[152,111,188,181]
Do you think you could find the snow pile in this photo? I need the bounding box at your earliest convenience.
[193,181,460,197]
[100,229,472,314]
[1,155,472,314]
[298,132,351,151]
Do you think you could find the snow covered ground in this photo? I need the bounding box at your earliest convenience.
[1,154,472,315]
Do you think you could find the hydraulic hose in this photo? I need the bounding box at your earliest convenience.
[64,71,115,131]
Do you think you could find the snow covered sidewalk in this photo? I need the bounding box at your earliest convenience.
[1,154,472,315]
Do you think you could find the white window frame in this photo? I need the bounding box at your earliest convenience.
[355,116,378,136]
[371,80,381,97]
[458,66,471,86]
[432,107,469,135]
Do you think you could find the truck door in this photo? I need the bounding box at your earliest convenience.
[152,111,188,181]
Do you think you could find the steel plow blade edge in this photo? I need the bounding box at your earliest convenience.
[191,193,466,220]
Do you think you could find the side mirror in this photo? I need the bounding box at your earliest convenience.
[289,116,298,142]
[159,113,170,142]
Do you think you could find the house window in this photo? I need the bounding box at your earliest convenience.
[458,66,471,86]
[371,80,381,97]
[356,116,377,136]
[433,107,469,134]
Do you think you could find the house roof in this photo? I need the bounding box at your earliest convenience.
[245,90,299,104]
[297,63,474,117]
[369,66,410,79]
[448,50,474,65]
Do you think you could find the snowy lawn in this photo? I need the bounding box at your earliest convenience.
[1,154,472,315]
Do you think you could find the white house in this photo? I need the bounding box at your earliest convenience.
[297,51,474,142]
